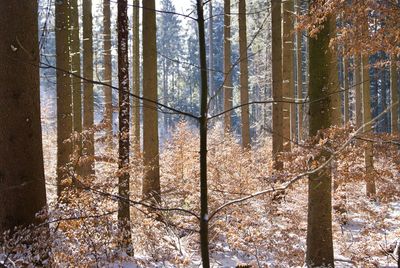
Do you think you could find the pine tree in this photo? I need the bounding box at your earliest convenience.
[0,0,47,232]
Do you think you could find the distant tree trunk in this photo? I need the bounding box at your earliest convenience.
[296,1,303,141]
[238,0,251,148]
[142,0,161,202]
[306,15,335,267]
[391,56,398,134]
[282,0,294,149]
[208,1,215,113]
[117,0,132,252]
[362,55,376,198]
[56,0,73,197]
[223,0,233,132]
[197,2,210,267]
[70,0,82,157]
[272,0,283,170]
[103,0,113,146]
[132,0,141,155]
[0,0,47,233]
[342,57,349,125]
[82,0,95,176]
[354,55,363,129]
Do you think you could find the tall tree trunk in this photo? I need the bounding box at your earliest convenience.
[380,68,388,132]
[362,55,376,198]
[103,0,113,147]
[0,0,47,232]
[142,0,161,202]
[197,2,210,267]
[306,15,335,268]
[56,0,73,198]
[343,57,350,124]
[82,0,95,176]
[272,0,283,170]
[223,0,233,132]
[70,0,82,157]
[391,56,398,134]
[354,55,363,129]
[282,0,294,149]
[238,0,251,148]
[208,1,215,114]
[117,0,132,253]
[132,0,141,155]
[296,1,303,141]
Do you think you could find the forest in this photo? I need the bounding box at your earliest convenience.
[0,0,399,267]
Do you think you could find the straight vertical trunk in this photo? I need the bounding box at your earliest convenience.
[208,1,215,114]
[343,56,350,124]
[132,0,141,155]
[223,0,233,132]
[142,0,161,202]
[117,0,132,252]
[354,55,363,129]
[82,0,95,176]
[238,0,251,148]
[282,0,294,149]
[103,0,113,146]
[272,0,283,170]
[362,55,376,198]
[56,0,73,197]
[391,56,398,133]
[0,0,47,232]
[306,15,335,268]
[296,1,303,141]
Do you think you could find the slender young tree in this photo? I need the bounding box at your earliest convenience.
[142,0,161,202]
[391,56,398,134]
[70,0,82,155]
[362,54,376,198]
[223,0,233,132]
[103,0,113,146]
[296,0,303,141]
[0,0,47,232]
[272,0,284,170]
[238,0,251,148]
[306,15,336,267]
[56,0,73,197]
[82,0,95,176]
[282,0,295,148]
[117,0,132,252]
[132,0,141,155]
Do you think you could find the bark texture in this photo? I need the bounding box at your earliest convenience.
[223,0,233,132]
[391,57,398,133]
[103,0,113,146]
[132,0,141,155]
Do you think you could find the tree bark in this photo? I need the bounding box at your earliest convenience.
[132,0,141,155]
[142,0,161,202]
[0,0,47,232]
[103,0,113,147]
[306,15,335,268]
[238,0,251,148]
[117,0,132,253]
[223,0,233,132]
[296,1,303,141]
[391,56,398,134]
[354,55,363,129]
[343,56,350,124]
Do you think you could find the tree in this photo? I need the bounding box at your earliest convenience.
[208,1,215,113]
[132,0,140,155]
[354,55,363,129]
[82,0,95,176]
[238,0,251,148]
[343,56,350,124]
[223,0,233,132]
[306,15,336,267]
[56,0,73,197]
[103,0,113,146]
[272,0,283,170]
[117,0,132,252]
[296,0,303,141]
[0,0,47,232]
[391,56,398,134]
[142,0,161,202]
[282,0,294,149]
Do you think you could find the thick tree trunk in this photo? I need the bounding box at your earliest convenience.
[56,0,73,198]
[82,0,95,176]
[142,0,161,202]
[306,15,335,268]
[103,0,113,147]
[238,0,251,148]
[223,0,233,132]
[117,0,132,253]
[132,0,141,155]
[391,56,398,134]
[272,0,284,170]
[362,55,376,198]
[0,0,47,232]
